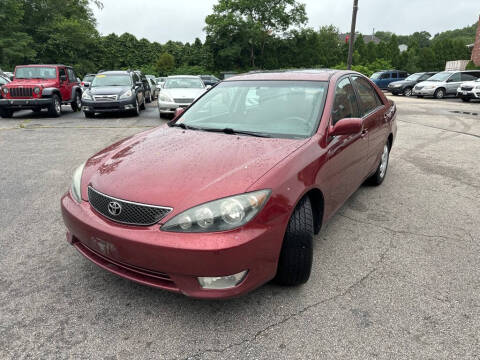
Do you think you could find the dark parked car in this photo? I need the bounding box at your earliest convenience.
[199,75,220,87]
[81,74,96,90]
[387,72,437,96]
[371,70,408,89]
[61,69,396,299]
[81,70,146,117]
[134,71,152,103]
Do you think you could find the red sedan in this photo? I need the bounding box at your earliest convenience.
[61,70,397,299]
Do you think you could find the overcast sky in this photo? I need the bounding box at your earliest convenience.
[93,0,479,44]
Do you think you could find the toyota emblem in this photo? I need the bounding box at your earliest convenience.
[107,201,122,216]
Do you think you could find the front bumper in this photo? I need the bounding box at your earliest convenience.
[158,100,191,114]
[457,90,480,99]
[82,98,136,113]
[412,87,436,96]
[0,98,53,110]
[387,86,403,94]
[61,192,281,299]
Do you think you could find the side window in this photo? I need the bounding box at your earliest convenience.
[331,77,359,125]
[400,72,408,78]
[420,74,431,81]
[448,73,461,82]
[351,76,383,117]
[391,72,398,79]
[67,69,76,82]
[462,73,477,81]
[380,73,390,79]
[59,68,66,80]
[133,73,139,83]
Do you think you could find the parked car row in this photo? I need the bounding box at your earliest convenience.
[381,69,480,102]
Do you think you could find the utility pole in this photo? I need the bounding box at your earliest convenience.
[347,0,359,70]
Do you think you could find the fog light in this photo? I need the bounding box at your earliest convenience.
[124,104,134,109]
[198,270,248,289]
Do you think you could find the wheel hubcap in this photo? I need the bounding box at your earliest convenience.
[379,145,389,178]
[405,89,412,96]
[55,99,61,113]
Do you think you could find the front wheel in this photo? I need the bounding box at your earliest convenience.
[0,109,13,118]
[274,196,314,286]
[132,99,140,116]
[368,143,390,186]
[461,97,471,102]
[403,87,412,97]
[48,94,62,117]
[434,88,445,99]
[71,92,82,111]
[84,111,94,118]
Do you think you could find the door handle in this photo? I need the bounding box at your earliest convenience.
[361,129,368,137]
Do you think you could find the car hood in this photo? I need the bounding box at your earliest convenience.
[389,80,412,86]
[82,127,308,213]
[89,86,131,95]
[460,81,480,87]
[6,79,57,88]
[162,88,205,100]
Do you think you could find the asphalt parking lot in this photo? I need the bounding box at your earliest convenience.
[1,97,479,359]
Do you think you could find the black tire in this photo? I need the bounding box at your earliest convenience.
[392,92,398,96]
[132,98,140,116]
[0,109,13,118]
[71,91,82,111]
[416,95,424,98]
[48,94,62,117]
[367,142,390,186]
[434,88,446,100]
[84,111,94,118]
[461,97,471,102]
[274,196,314,286]
[146,92,152,103]
[140,97,146,110]
[32,108,42,113]
[403,87,412,97]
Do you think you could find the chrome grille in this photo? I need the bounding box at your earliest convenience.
[461,86,473,91]
[11,87,33,98]
[88,187,172,226]
[174,98,194,104]
[94,95,117,102]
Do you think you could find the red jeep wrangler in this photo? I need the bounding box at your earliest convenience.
[0,64,82,118]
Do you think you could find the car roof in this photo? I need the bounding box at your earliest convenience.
[97,71,131,75]
[224,69,346,82]
[167,75,201,79]
[17,64,69,68]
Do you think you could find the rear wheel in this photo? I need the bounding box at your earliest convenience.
[368,142,390,186]
[434,88,445,99]
[403,87,412,97]
[274,196,314,286]
[48,94,61,117]
[71,91,82,111]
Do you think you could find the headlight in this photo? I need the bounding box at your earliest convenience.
[2,87,8,94]
[162,190,271,232]
[33,87,41,95]
[119,89,133,99]
[82,91,92,100]
[475,85,480,89]
[159,93,173,102]
[71,163,86,203]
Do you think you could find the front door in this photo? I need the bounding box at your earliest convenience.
[445,72,462,95]
[321,76,368,216]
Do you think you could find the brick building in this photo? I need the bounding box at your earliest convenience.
[472,16,480,66]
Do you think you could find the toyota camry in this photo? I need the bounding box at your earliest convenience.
[61,70,397,299]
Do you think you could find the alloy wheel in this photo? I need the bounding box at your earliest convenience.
[379,144,389,179]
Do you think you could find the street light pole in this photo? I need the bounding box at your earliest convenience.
[347,0,359,70]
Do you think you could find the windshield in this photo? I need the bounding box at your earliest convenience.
[427,72,452,82]
[165,78,204,89]
[370,72,382,79]
[15,66,56,79]
[91,74,131,87]
[405,73,423,81]
[177,81,328,138]
[83,75,95,82]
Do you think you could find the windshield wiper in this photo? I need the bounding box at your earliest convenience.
[199,127,272,138]
[168,123,202,130]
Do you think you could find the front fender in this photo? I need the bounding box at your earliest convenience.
[42,88,60,97]
[70,85,82,101]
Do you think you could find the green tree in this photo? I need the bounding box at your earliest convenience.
[205,0,307,69]
[155,53,175,76]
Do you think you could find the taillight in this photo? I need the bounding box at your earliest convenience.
[81,82,84,86]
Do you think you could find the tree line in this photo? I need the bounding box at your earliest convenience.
[0,0,478,78]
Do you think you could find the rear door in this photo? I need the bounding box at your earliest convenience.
[351,76,387,173]
[379,72,391,89]
[445,72,462,94]
[66,68,78,99]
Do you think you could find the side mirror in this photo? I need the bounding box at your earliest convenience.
[173,108,185,120]
[84,83,90,88]
[329,118,363,137]
[206,85,212,90]
[135,81,143,87]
